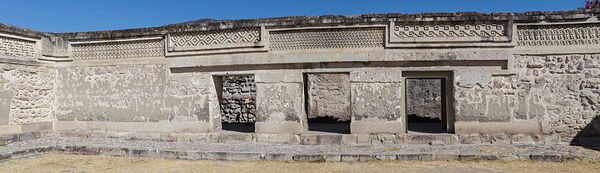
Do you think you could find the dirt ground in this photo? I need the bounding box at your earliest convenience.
[0,153,599,173]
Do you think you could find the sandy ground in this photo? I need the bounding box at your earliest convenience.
[0,153,599,173]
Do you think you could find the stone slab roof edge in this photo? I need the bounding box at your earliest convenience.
[1,9,599,41]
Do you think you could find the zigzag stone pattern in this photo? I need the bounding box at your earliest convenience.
[517,23,600,47]
[0,35,36,58]
[269,27,384,51]
[392,22,506,40]
[71,39,164,60]
[168,28,260,48]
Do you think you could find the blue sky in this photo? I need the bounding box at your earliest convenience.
[0,0,584,33]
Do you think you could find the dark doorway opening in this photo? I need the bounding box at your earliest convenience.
[221,123,255,133]
[307,117,351,134]
[404,74,452,134]
[304,73,352,134]
[215,75,256,133]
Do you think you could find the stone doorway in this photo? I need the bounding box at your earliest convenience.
[304,73,351,134]
[215,75,256,133]
[403,71,454,134]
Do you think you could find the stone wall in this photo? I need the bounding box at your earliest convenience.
[514,54,600,138]
[305,73,351,122]
[220,75,256,123]
[0,63,55,124]
[55,64,167,122]
[406,79,442,120]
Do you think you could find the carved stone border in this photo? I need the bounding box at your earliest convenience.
[514,19,600,55]
[0,32,40,59]
[387,21,514,48]
[69,37,165,60]
[267,25,386,51]
[165,27,267,57]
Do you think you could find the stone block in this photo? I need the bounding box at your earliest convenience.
[0,90,12,125]
[356,134,371,145]
[511,134,535,145]
[255,83,304,125]
[255,122,304,134]
[350,68,403,83]
[341,155,360,162]
[292,154,324,162]
[351,83,403,122]
[459,134,483,144]
[351,122,404,134]
[305,73,351,121]
[341,134,357,145]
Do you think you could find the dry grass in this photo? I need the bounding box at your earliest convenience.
[0,153,599,173]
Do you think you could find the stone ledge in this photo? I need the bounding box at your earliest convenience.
[0,137,598,163]
[51,130,569,146]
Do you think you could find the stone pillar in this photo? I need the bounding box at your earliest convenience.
[254,70,305,134]
[350,68,404,134]
[0,90,12,125]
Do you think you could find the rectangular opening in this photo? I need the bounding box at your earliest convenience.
[217,75,256,133]
[304,73,351,134]
[405,78,445,133]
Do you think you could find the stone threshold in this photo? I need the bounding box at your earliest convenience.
[0,137,598,163]
[54,130,566,146]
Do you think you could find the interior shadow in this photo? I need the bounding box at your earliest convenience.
[570,116,600,151]
[407,115,443,133]
[308,116,351,134]
[221,123,255,133]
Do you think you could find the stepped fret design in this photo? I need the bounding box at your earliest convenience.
[517,23,600,46]
[394,23,506,38]
[169,28,260,47]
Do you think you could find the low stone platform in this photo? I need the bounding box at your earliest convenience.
[0,136,598,162]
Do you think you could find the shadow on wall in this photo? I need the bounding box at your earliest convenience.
[571,116,600,150]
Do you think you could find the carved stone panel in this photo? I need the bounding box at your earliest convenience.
[166,28,264,55]
[269,27,384,51]
[389,21,510,46]
[0,33,37,58]
[305,73,351,121]
[517,23,600,47]
[71,38,164,60]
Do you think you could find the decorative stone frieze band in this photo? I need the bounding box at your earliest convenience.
[269,27,385,51]
[71,37,164,60]
[390,21,509,43]
[165,27,265,56]
[387,21,511,48]
[0,33,37,58]
[517,22,600,47]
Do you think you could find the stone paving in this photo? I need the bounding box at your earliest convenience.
[0,136,598,162]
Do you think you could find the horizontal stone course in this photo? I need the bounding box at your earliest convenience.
[1,136,598,162]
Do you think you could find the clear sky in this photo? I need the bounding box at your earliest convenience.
[0,0,584,33]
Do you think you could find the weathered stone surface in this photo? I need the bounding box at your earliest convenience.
[255,83,303,123]
[305,73,351,121]
[351,83,403,121]
[1,10,600,140]
[55,65,166,122]
[0,64,55,124]
[220,75,256,123]
[0,90,12,125]
[406,79,441,119]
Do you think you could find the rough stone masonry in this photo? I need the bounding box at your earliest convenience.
[0,10,598,146]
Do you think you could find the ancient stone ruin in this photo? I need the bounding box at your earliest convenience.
[0,10,599,146]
